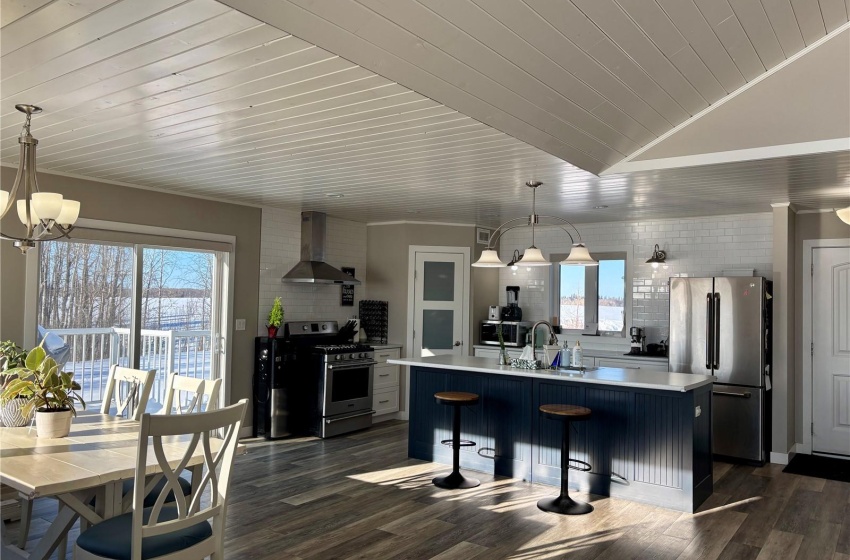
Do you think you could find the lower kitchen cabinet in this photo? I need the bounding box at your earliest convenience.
[373,347,401,418]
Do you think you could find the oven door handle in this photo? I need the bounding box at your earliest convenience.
[325,410,377,424]
[327,360,377,370]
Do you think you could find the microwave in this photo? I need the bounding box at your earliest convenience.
[479,321,532,347]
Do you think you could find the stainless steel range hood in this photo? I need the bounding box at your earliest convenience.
[282,212,361,285]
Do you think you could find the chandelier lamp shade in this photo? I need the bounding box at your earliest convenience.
[837,206,850,225]
[472,181,597,268]
[0,104,80,254]
[645,244,667,268]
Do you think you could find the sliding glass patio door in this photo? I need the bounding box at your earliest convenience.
[37,239,228,412]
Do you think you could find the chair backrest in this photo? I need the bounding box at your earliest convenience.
[131,400,247,560]
[100,365,155,421]
[163,373,222,415]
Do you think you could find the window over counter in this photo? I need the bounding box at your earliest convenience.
[552,251,627,337]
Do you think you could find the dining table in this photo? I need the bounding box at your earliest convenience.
[0,409,245,560]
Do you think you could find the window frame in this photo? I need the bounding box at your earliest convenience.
[550,247,633,339]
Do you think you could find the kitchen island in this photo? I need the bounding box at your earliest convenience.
[389,355,715,512]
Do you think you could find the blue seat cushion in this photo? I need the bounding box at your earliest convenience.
[76,505,212,560]
[122,475,192,508]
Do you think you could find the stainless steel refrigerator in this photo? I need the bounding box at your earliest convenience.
[669,277,772,464]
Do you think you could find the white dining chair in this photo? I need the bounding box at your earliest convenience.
[100,365,156,421]
[163,373,222,414]
[74,399,247,560]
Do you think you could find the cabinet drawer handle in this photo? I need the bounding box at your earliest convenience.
[378,373,390,377]
[378,399,390,404]
[379,354,391,357]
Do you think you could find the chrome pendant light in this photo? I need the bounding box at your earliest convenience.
[472,181,597,268]
[0,105,80,254]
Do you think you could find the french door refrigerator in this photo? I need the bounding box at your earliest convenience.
[669,277,772,464]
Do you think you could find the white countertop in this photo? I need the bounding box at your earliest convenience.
[389,355,713,392]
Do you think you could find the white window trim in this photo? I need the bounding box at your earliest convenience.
[549,244,634,348]
[24,218,237,406]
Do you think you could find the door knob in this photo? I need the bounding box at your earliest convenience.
[454,341,462,346]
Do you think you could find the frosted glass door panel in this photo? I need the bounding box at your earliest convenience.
[422,310,454,350]
[423,262,455,301]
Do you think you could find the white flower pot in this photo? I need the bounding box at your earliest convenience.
[0,398,34,427]
[35,409,73,438]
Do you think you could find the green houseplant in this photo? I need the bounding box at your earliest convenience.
[267,297,284,338]
[1,343,85,437]
[0,340,32,427]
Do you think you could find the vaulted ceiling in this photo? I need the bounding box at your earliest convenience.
[1,0,848,225]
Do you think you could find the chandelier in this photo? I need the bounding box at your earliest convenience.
[472,181,597,267]
[0,104,80,254]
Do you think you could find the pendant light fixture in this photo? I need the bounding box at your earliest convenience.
[0,105,80,254]
[472,181,597,268]
[836,206,850,225]
[645,244,667,268]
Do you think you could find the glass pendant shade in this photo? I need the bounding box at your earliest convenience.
[0,191,8,213]
[56,200,80,226]
[517,246,550,266]
[31,192,63,220]
[561,243,598,266]
[17,200,39,224]
[472,249,506,267]
[837,206,850,225]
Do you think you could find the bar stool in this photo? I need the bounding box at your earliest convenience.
[538,404,593,515]
[433,391,480,489]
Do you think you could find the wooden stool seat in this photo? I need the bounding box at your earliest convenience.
[537,403,594,516]
[432,391,480,490]
[435,391,479,405]
[539,404,591,420]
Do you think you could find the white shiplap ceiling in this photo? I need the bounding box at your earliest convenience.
[0,0,848,227]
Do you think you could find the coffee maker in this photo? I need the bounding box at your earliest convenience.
[629,326,645,355]
[502,286,522,321]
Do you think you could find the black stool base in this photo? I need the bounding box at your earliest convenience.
[537,494,593,515]
[433,471,480,489]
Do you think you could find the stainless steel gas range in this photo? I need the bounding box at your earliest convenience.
[283,321,377,438]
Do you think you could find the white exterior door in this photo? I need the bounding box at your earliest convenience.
[411,249,469,359]
[812,246,850,456]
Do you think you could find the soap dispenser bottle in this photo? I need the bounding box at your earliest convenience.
[560,340,571,368]
[571,340,583,367]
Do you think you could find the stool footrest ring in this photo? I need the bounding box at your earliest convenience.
[440,438,476,448]
[567,459,592,473]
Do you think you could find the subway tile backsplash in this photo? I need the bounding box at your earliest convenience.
[497,212,772,344]
[258,208,367,334]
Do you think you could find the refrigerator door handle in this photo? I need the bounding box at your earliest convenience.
[714,292,721,369]
[713,390,752,398]
[706,293,713,370]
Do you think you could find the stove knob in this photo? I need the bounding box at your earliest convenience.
[349,353,355,359]
[359,352,366,359]
[335,355,342,361]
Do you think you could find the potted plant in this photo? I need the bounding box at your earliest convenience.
[267,297,284,338]
[0,340,33,427]
[1,343,85,437]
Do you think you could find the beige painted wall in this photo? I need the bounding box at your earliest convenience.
[793,211,850,442]
[0,168,262,407]
[366,223,499,413]
[771,205,796,456]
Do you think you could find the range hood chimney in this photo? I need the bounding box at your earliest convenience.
[282,212,361,285]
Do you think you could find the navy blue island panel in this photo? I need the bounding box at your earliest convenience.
[407,363,713,513]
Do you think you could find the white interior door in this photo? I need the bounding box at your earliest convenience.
[412,250,468,358]
[812,246,850,456]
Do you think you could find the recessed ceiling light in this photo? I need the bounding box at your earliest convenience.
[326,193,344,198]
[594,205,608,209]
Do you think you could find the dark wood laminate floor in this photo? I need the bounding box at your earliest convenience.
[10,420,850,559]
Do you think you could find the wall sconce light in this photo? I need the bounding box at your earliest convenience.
[507,250,522,271]
[646,244,667,269]
[837,207,850,225]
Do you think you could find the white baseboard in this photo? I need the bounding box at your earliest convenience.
[795,442,812,455]
[769,452,790,465]
[239,425,253,439]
